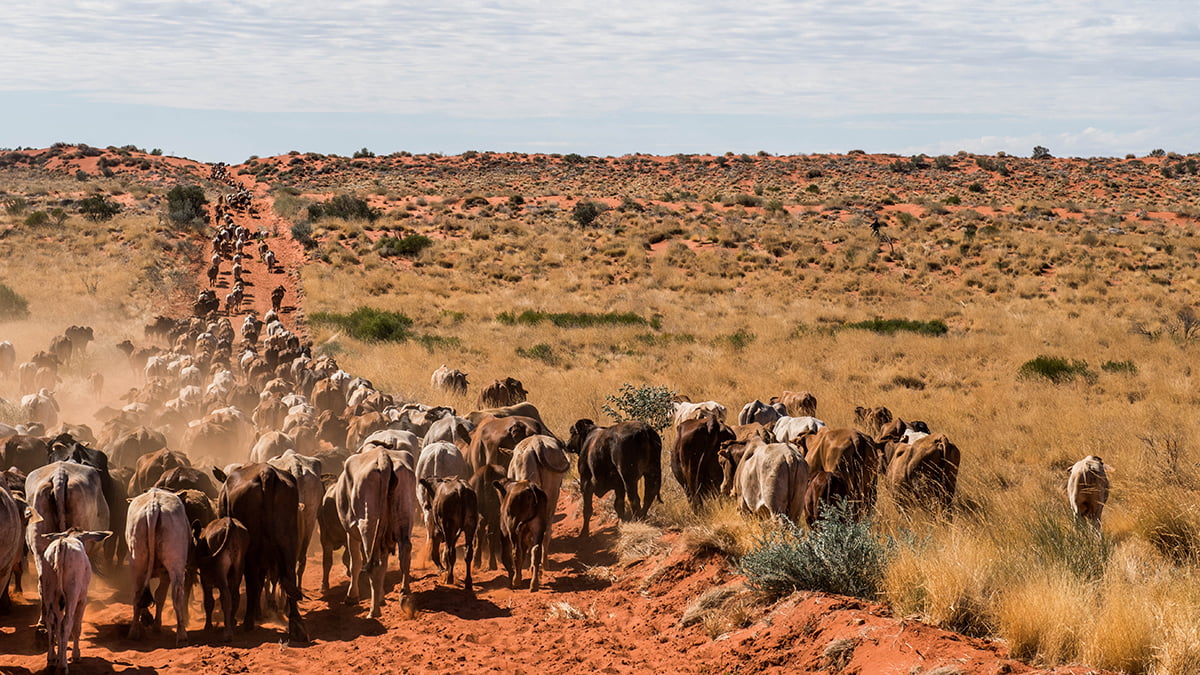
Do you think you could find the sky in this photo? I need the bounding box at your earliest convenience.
[1,1,1197,162]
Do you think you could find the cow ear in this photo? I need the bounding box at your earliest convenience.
[79,531,112,544]
[492,479,507,497]
[212,467,228,483]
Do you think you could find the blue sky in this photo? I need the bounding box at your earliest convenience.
[2,1,1197,162]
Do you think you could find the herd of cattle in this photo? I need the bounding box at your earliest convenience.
[0,316,1112,671]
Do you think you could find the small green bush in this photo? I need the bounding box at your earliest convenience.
[842,318,949,336]
[496,310,652,329]
[309,307,413,342]
[309,194,379,222]
[721,330,757,351]
[516,342,556,365]
[23,211,49,227]
[78,195,121,221]
[290,221,316,249]
[4,197,28,215]
[1024,506,1110,580]
[601,383,678,431]
[572,200,602,228]
[377,234,433,257]
[739,500,891,600]
[0,282,30,320]
[1018,355,1096,384]
[1101,360,1138,374]
[166,185,208,225]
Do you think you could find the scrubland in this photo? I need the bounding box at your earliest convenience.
[6,146,1200,671]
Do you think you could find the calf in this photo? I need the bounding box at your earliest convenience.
[416,442,471,567]
[195,517,249,642]
[126,489,190,645]
[493,479,549,591]
[507,435,570,560]
[803,470,849,527]
[37,529,111,672]
[419,478,478,592]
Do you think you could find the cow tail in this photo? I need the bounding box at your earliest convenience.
[263,468,303,602]
[362,453,393,572]
[52,466,68,531]
[138,499,161,609]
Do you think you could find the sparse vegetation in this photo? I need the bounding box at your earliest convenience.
[166,184,208,225]
[602,383,678,430]
[1017,355,1096,384]
[0,282,30,320]
[842,318,949,336]
[309,306,414,342]
[376,234,433,257]
[78,194,121,221]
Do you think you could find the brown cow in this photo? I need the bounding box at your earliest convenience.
[884,434,961,512]
[195,517,249,642]
[419,478,478,592]
[345,411,387,450]
[155,466,219,499]
[853,406,893,437]
[318,479,347,593]
[215,463,308,643]
[105,426,168,468]
[493,479,549,591]
[774,390,818,417]
[129,449,191,496]
[466,401,547,429]
[477,377,528,408]
[803,470,849,527]
[470,464,506,571]
[801,427,880,518]
[466,416,541,471]
[671,415,735,508]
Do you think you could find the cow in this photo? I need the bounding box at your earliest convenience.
[2,433,49,475]
[883,434,961,512]
[21,388,59,430]
[737,399,787,427]
[1067,456,1110,530]
[803,470,849,527]
[359,429,421,468]
[311,378,345,415]
[266,450,323,587]
[801,427,881,518]
[271,285,285,312]
[772,416,826,444]
[470,463,507,571]
[154,465,220,499]
[106,426,168,468]
[493,479,549,591]
[388,404,456,438]
[431,365,469,396]
[42,437,125,567]
[466,415,541,471]
[0,340,14,378]
[250,430,296,463]
[507,435,570,559]
[416,442,471,511]
[65,325,94,356]
[318,480,347,593]
[733,439,809,523]
[35,528,111,672]
[125,488,190,645]
[774,390,818,417]
[346,411,388,450]
[466,401,546,429]
[566,419,662,537]
[671,415,735,508]
[478,376,528,408]
[419,478,478,592]
[0,481,23,612]
[335,447,399,618]
[130,449,192,496]
[195,516,249,642]
[423,415,475,450]
[215,462,308,643]
[49,335,74,366]
[854,406,893,437]
[672,400,727,428]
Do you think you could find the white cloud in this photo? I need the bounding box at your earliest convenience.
[2,1,1199,155]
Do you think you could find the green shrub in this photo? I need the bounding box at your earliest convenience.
[0,282,30,320]
[4,197,28,215]
[516,343,556,365]
[572,200,602,227]
[739,500,891,600]
[1018,355,1096,384]
[1101,360,1138,374]
[601,383,678,431]
[842,318,949,336]
[309,307,413,342]
[721,330,757,351]
[166,185,208,225]
[290,221,316,249]
[23,211,49,227]
[352,147,375,159]
[309,194,379,222]
[78,195,121,221]
[377,234,433,257]
[732,193,762,207]
[495,310,653,328]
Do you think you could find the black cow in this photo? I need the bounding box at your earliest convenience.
[214,463,308,644]
[1,434,48,476]
[566,419,662,537]
[671,415,735,508]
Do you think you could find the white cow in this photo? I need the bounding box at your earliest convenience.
[1067,456,1111,529]
[672,400,727,428]
[735,440,809,524]
[507,435,571,559]
[771,416,827,444]
[126,489,190,645]
[38,528,111,672]
[21,388,59,430]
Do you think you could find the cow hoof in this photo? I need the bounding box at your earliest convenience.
[222,630,234,643]
[176,635,189,647]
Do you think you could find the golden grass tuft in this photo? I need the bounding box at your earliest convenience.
[615,521,669,564]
